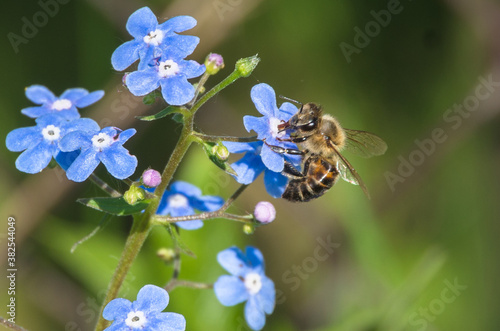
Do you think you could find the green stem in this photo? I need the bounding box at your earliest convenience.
[192,132,258,143]
[165,280,213,292]
[95,115,194,330]
[0,317,28,331]
[90,174,121,197]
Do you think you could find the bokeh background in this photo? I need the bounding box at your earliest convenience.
[1,0,499,330]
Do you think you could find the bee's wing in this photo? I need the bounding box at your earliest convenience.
[343,129,388,158]
[328,140,371,199]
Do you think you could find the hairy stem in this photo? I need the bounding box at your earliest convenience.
[192,132,258,143]
[0,317,28,331]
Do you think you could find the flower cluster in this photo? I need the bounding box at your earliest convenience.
[112,7,206,105]
[224,83,300,198]
[6,85,137,182]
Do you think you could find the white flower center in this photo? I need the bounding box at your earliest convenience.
[125,310,147,329]
[42,125,61,141]
[244,272,262,295]
[143,29,164,46]
[158,60,180,78]
[52,99,72,111]
[91,132,113,150]
[168,193,189,208]
[269,117,285,139]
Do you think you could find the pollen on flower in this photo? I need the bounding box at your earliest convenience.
[125,310,147,328]
[168,193,189,208]
[42,125,61,141]
[244,272,263,295]
[91,132,113,149]
[269,117,285,139]
[158,60,180,78]
[143,29,164,46]
[51,99,72,111]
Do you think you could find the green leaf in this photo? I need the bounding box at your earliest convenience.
[201,141,238,177]
[164,224,196,257]
[136,106,185,121]
[77,197,150,216]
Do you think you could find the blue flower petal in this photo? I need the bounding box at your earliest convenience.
[21,106,48,118]
[25,85,55,104]
[111,40,142,71]
[158,15,197,34]
[217,247,249,276]
[214,275,249,306]
[260,144,284,172]
[126,7,158,39]
[250,83,278,117]
[245,296,266,331]
[134,285,169,313]
[243,116,269,138]
[170,181,202,197]
[230,152,265,185]
[126,69,160,96]
[162,35,200,56]
[15,141,55,174]
[180,60,205,79]
[65,148,100,182]
[263,170,288,198]
[137,45,157,71]
[99,145,138,180]
[160,75,195,105]
[176,219,204,230]
[74,90,105,108]
[117,128,137,144]
[103,298,132,321]
[257,276,276,315]
[223,141,259,154]
[153,312,186,331]
[60,88,88,102]
[191,195,224,212]
[59,131,94,152]
[6,127,40,152]
[55,150,80,171]
[245,247,264,269]
[64,118,100,133]
[279,101,298,119]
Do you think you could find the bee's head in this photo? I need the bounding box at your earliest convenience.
[285,102,322,132]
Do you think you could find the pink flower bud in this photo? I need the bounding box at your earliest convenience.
[254,201,276,224]
[142,169,161,188]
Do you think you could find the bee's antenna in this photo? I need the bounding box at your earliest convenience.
[279,95,303,106]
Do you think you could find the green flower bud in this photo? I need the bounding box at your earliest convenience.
[123,185,146,205]
[212,143,229,161]
[243,223,255,235]
[157,248,176,263]
[235,54,260,77]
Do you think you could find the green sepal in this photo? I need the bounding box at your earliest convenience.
[77,197,150,216]
[171,113,184,124]
[136,106,185,121]
[164,224,196,257]
[201,141,237,176]
[142,90,162,105]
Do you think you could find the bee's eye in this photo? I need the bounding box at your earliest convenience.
[300,121,316,131]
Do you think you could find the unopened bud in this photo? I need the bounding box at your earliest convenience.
[123,185,146,205]
[205,53,225,75]
[157,248,176,263]
[142,169,162,188]
[235,54,260,77]
[243,223,255,235]
[212,144,229,161]
[254,201,276,224]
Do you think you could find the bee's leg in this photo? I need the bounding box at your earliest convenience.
[263,140,304,155]
[282,161,304,179]
[277,136,308,144]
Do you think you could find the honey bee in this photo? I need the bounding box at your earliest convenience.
[266,100,387,202]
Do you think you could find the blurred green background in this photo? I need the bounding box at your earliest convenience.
[1,0,499,330]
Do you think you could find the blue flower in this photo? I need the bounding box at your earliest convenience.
[21,85,104,120]
[214,246,275,331]
[125,48,205,105]
[103,284,186,331]
[244,83,299,172]
[111,7,200,71]
[156,181,224,230]
[59,126,137,182]
[223,141,289,198]
[5,114,99,174]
